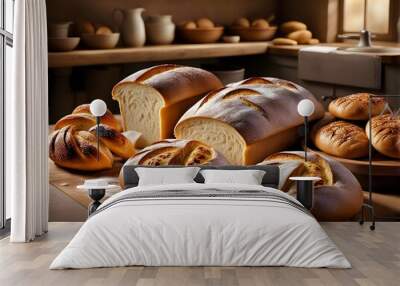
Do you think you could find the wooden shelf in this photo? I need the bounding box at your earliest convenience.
[48,42,270,68]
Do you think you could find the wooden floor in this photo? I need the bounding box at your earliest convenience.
[0,222,399,286]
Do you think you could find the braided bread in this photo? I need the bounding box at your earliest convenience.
[55,104,122,132]
[89,124,135,159]
[328,93,386,121]
[260,151,363,220]
[366,114,400,159]
[175,77,324,165]
[112,64,223,147]
[49,125,114,171]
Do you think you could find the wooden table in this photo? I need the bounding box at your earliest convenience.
[49,160,123,208]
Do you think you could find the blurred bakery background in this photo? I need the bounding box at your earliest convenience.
[47,0,400,221]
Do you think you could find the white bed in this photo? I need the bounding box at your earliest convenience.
[50,183,350,269]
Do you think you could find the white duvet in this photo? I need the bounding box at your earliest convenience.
[50,183,350,269]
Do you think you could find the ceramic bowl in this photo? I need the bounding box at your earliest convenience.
[230,26,277,41]
[81,33,120,49]
[178,27,224,44]
[48,37,80,52]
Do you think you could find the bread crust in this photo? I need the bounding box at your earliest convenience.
[366,114,400,159]
[328,93,386,120]
[176,77,325,145]
[112,64,223,107]
[312,120,369,159]
[55,104,122,132]
[260,151,363,220]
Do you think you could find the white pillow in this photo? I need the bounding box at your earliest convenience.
[200,169,266,185]
[136,167,200,186]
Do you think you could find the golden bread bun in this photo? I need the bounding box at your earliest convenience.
[272,38,298,45]
[49,126,113,171]
[328,93,386,121]
[312,121,369,159]
[280,21,307,34]
[181,21,197,29]
[75,20,95,35]
[196,18,215,28]
[260,151,363,220]
[251,19,269,28]
[95,25,113,35]
[287,30,312,44]
[233,17,250,28]
[366,114,400,159]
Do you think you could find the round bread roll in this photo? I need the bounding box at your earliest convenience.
[328,93,386,121]
[49,125,113,171]
[366,114,400,159]
[287,30,312,44]
[95,25,113,35]
[272,38,297,45]
[280,21,307,34]
[312,121,369,159]
[260,151,363,220]
[233,17,250,28]
[75,20,95,35]
[196,18,215,28]
[89,124,135,159]
[251,19,269,29]
[182,21,196,29]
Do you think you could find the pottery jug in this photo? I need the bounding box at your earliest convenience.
[113,8,146,47]
[145,15,175,45]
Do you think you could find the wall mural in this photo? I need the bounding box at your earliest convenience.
[48,64,400,221]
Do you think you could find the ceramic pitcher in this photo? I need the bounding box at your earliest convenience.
[113,8,146,47]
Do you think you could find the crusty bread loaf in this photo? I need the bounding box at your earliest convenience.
[55,104,122,132]
[49,125,114,171]
[366,114,400,159]
[123,139,227,166]
[112,64,223,147]
[89,124,135,159]
[120,139,228,186]
[175,77,324,165]
[263,152,333,191]
[328,93,386,120]
[312,120,369,159]
[260,151,363,220]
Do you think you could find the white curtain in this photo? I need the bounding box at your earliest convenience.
[8,0,49,242]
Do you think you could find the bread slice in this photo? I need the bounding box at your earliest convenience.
[112,64,223,147]
[175,77,324,165]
